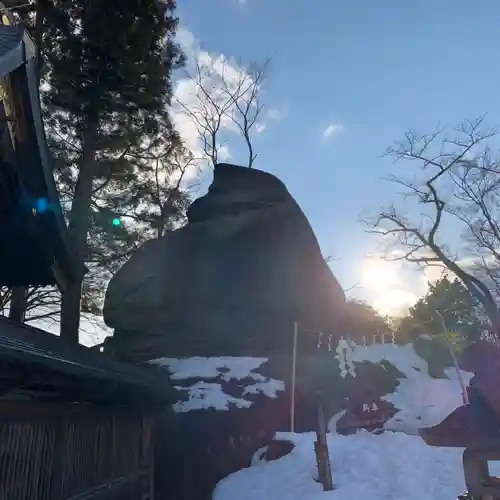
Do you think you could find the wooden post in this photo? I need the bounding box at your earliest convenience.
[9,286,27,323]
[315,400,334,491]
[463,447,500,500]
[60,280,82,344]
[290,321,298,433]
[436,310,469,406]
[449,346,469,405]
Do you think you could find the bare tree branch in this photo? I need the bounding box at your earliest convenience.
[175,57,270,169]
[0,286,61,321]
[364,117,500,327]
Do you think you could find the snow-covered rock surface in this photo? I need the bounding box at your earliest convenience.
[148,341,470,435]
[149,356,285,412]
[214,430,498,500]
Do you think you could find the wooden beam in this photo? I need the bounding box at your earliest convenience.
[8,286,27,322]
[290,321,298,432]
[315,401,334,491]
[51,258,68,293]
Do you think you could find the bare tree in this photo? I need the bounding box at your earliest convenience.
[447,152,500,293]
[322,254,360,294]
[364,117,500,327]
[175,57,269,169]
[1,286,62,322]
[148,145,198,239]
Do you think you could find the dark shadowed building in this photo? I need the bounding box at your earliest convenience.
[0,9,174,499]
[0,6,80,291]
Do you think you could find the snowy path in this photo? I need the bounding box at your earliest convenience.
[214,431,488,500]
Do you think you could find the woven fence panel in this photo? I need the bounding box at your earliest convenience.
[0,419,57,499]
[0,402,155,500]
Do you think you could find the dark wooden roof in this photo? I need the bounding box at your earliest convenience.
[0,315,173,406]
[0,11,82,289]
[1,0,29,7]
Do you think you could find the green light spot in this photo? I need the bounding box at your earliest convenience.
[112,218,121,226]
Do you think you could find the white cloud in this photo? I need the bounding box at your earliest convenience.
[175,26,197,55]
[255,123,266,133]
[323,123,344,138]
[218,144,232,161]
[252,107,285,133]
[267,107,283,121]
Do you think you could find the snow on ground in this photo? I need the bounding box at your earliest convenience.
[214,430,488,500]
[349,342,473,432]
[28,308,113,347]
[150,356,285,412]
[4,304,112,348]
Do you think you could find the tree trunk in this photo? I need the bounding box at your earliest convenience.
[60,121,98,343]
[8,286,27,323]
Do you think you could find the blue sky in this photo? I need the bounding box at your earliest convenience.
[175,0,500,314]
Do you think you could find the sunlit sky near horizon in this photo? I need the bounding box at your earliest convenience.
[173,0,500,316]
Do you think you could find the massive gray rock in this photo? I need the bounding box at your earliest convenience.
[103,163,346,361]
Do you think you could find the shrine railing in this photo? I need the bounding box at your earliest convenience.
[315,331,398,351]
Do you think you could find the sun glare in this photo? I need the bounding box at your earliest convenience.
[358,257,419,316]
[372,290,419,317]
[359,257,400,292]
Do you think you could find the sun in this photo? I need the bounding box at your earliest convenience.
[359,257,401,293]
[358,257,419,316]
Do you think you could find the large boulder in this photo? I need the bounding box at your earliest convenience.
[103,163,346,361]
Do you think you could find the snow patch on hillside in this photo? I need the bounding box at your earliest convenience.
[349,342,473,432]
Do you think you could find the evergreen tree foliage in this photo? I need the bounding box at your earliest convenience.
[19,0,189,339]
[343,299,393,343]
[409,276,485,346]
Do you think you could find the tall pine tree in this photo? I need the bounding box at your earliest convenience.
[38,0,185,341]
